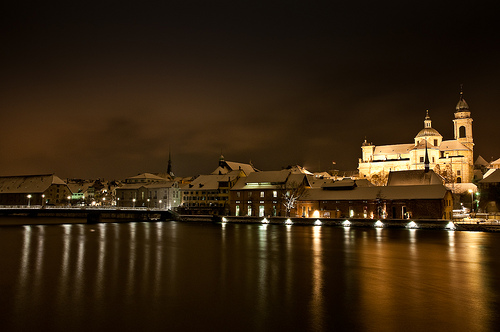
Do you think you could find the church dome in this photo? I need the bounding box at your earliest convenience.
[415,127,442,138]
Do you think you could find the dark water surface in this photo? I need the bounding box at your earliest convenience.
[0,220,499,331]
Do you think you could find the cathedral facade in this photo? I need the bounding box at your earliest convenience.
[358,91,474,184]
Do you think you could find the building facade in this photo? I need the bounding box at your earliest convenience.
[358,90,474,184]
[0,174,72,206]
[229,169,310,217]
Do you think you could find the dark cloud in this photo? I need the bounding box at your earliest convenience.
[1,1,499,179]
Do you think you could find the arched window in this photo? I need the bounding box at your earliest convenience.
[457,177,462,183]
[459,126,466,138]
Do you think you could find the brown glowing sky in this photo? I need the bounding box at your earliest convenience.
[1,1,499,179]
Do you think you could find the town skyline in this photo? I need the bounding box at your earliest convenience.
[2,2,499,179]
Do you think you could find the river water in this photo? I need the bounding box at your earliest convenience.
[0,220,499,331]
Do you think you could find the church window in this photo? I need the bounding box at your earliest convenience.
[420,157,424,163]
[457,177,462,183]
[459,126,466,138]
[432,157,435,163]
[457,170,461,176]
[434,139,438,146]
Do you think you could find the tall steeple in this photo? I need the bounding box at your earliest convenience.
[453,85,473,150]
[167,149,173,176]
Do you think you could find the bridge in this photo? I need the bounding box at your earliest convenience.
[0,206,180,224]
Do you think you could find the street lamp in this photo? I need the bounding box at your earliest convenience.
[132,198,136,208]
[468,189,474,214]
[42,194,45,207]
[147,198,150,208]
[159,200,162,210]
[67,196,71,207]
[27,194,31,207]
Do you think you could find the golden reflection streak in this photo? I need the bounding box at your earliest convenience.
[58,225,72,305]
[142,223,151,294]
[153,222,164,297]
[95,223,106,299]
[74,224,85,299]
[32,225,46,308]
[126,222,137,298]
[15,226,32,316]
[309,226,324,331]
[256,223,269,330]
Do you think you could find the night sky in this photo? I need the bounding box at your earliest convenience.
[1,1,499,179]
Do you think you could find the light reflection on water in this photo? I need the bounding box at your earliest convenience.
[1,221,499,331]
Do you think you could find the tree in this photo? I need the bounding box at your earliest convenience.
[281,180,306,217]
[434,164,456,183]
[370,171,388,186]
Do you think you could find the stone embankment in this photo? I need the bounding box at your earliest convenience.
[179,215,500,232]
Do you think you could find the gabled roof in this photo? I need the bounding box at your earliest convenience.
[387,170,443,186]
[0,174,66,194]
[475,155,490,167]
[211,161,258,176]
[300,184,449,201]
[126,173,166,182]
[182,170,242,191]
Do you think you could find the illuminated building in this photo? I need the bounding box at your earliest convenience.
[358,89,474,184]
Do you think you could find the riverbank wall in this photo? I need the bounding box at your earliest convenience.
[179,215,500,232]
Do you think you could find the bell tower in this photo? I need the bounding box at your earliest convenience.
[453,85,474,151]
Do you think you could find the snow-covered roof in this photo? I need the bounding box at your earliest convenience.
[387,170,444,186]
[439,140,470,151]
[490,157,500,167]
[232,170,303,190]
[211,161,257,176]
[300,184,449,201]
[0,174,66,194]
[126,173,166,182]
[373,143,414,155]
[182,171,242,191]
[480,169,500,183]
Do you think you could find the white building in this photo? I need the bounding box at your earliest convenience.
[358,90,474,184]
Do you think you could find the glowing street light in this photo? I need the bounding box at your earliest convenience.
[41,194,45,207]
[132,198,136,208]
[27,194,32,207]
[159,200,162,209]
[468,189,474,214]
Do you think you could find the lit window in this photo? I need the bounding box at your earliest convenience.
[260,191,265,198]
[273,191,277,198]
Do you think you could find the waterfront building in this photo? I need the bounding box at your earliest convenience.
[0,174,72,206]
[116,173,180,209]
[297,180,453,220]
[178,156,259,215]
[229,169,310,217]
[358,90,474,185]
[179,170,246,215]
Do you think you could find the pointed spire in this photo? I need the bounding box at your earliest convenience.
[456,84,469,112]
[167,148,173,176]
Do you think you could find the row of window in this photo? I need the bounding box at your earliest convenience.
[183,196,228,201]
[235,191,279,198]
[235,205,278,217]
